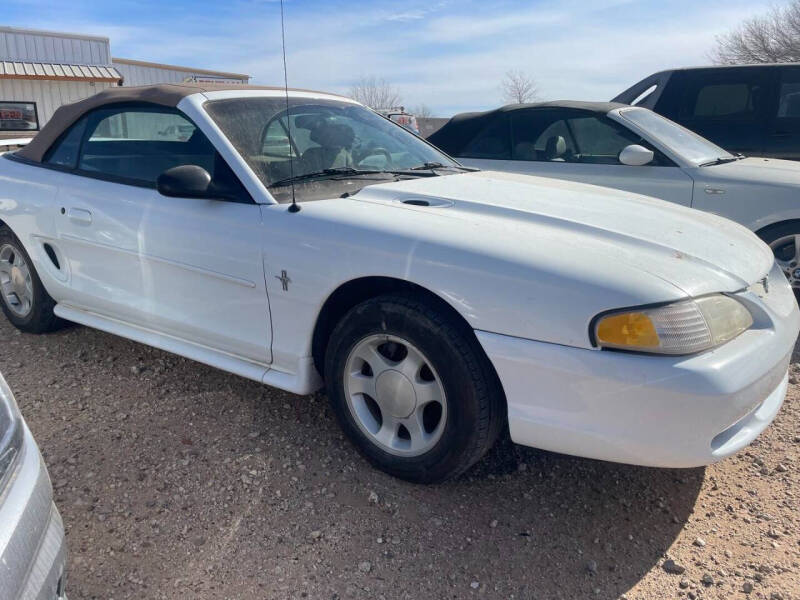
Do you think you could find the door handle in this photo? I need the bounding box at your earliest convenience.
[67,208,92,225]
[772,131,791,138]
[704,187,725,195]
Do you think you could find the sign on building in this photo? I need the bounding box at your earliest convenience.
[0,102,39,131]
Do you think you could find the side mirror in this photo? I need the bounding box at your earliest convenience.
[619,144,654,166]
[157,165,213,198]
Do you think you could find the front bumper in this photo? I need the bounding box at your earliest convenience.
[0,425,67,600]
[478,268,800,468]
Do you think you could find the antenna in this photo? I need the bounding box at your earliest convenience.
[280,0,300,213]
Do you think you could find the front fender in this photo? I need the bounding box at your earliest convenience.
[260,201,688,374]
[689,168,800,233]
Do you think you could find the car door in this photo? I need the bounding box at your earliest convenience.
[44,104,271,364]
[460,108,693,206]
[653,67,772,156]
[768,66,800,160]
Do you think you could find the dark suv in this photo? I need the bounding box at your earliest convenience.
[613,64,800,160]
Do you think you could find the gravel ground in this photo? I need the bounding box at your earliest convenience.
[1,317,798,600]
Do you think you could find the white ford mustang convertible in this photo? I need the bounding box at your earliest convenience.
[0,84,797,482]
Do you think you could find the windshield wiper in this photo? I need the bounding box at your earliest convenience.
[378,162,476,177]
[270,167,386,187]
[699,156,744,167]
[407,162,473,171]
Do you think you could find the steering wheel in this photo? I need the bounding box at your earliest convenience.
[356,146,393,169]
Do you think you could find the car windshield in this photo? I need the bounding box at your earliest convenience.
[616,107,734,166]
[205,97,459,200]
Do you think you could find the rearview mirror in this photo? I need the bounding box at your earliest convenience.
[157,165,213,198]
[619,144,654,166]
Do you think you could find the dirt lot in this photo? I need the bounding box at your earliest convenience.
[1,317,798,600]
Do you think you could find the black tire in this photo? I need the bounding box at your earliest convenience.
[757,221,800,298]
[324,293,505,483]
[0,226,60,333]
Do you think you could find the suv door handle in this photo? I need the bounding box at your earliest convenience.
[67,208,92,225]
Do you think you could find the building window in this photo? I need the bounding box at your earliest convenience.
[0,102,39,131]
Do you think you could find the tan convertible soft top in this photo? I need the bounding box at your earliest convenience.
[16,82,345,163]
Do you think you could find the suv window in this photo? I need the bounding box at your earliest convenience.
[693,83,755,118]
[665,69,769,121]
[778,70,800,118]
[462,114,511,159]
[653,68,771,155]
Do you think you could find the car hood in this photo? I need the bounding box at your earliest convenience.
[701,156,800,186]
[352,170,772,297]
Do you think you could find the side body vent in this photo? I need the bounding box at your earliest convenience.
[43,243,61,270]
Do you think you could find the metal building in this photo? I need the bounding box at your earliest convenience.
[0,26,249,139]
[113,58,249,87]
[0,27,121,138]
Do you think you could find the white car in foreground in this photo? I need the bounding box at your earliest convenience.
[0,372,67,599]
[428,102,800,292]
[0,84,797,483]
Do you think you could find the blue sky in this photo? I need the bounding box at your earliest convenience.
[2,0,775,115]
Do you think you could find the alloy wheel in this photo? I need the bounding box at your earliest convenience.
[0,243,34,318]
[770,234,800,289]
[343,334,447,457]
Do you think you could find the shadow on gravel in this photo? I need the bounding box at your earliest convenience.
[6,323,705,600]
[447,435,705,598]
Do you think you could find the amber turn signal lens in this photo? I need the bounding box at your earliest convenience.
[595,312,659,348]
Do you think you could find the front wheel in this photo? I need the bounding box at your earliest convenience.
[0,226,60,333]
[324,293,505,483]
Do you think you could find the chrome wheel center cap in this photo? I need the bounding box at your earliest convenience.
[375,369,416,418]
[793,268,800,280]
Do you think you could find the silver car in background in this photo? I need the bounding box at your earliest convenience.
[0,372,67,599]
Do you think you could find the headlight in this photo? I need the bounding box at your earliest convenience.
[594,294,753,355]
[0,372,24,491]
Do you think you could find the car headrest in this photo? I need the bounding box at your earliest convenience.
[295,114,322,129]
[309,121,355,149]
[545,135,566,158]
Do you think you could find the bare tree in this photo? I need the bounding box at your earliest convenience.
[500,70,540,104]
[411,104,434,118]
[711,1,800,64]
[348,76,402,109]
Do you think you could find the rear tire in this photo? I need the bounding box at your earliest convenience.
[0,226,60,333]
[324,293,505,483]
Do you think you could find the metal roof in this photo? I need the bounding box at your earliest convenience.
[0,61,122,82]
[0,25,109,43]
[112,58,249,80]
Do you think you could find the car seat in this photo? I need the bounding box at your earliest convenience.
[301,121,356,172]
